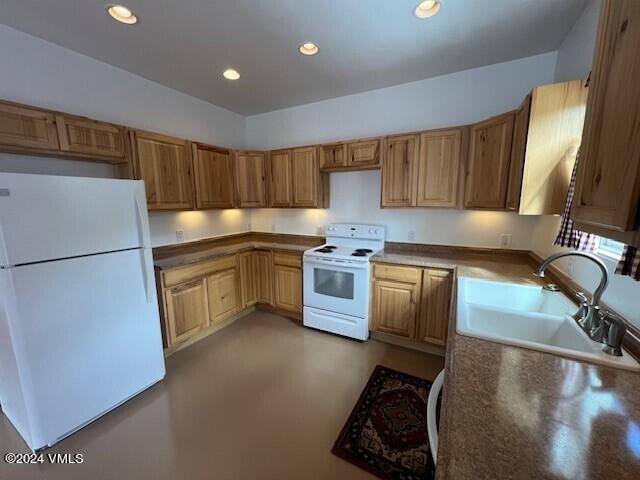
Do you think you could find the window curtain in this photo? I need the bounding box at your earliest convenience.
[616,245,640,281]
[554,151,597,252]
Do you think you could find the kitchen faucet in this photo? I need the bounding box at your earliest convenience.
[535,251,626,356]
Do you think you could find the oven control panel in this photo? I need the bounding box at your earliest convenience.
[325,224,385,240]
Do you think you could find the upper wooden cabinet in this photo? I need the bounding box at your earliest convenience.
[268,149,293,207]
[415,128,463,208]
[347,138,382,170]
[572,0,640,246]
[292,146,320,207]
[192,143,235,209]
[464,112,514,209]
[0,101,60,151]
[235,151,267,208]
[381,134,419,207]
[507,80,588,214]
[319,143,347,170]
[130,130,195,211]
[56,115,128,161]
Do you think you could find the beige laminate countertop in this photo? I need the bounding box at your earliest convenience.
[153,241,309,270]
[373,248,640,479]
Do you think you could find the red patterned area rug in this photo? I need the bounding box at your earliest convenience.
[332,365,435,480]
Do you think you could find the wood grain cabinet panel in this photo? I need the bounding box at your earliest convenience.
[192,144,235,209]
[131,130,195,211]
[291,146,320,207]
[274,264,302,313]
[416,128,462,208]
[347,138,382,169]
[506,96,531,211]
[238,251,258,308]
[464,112,514,209]
[0,101,60,151]
[165,279,209,346]
[206,268,241,326]
[319,143,347,170]
[381,134,419,207]
[416,269,453,346]
[268,149,293,207]
[256,250,274,305]
[235,151,267,207]
[372,278,421,338]
[56,115,127,161]
[572,0,640,245]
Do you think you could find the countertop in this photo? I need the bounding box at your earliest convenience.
[153,241,309,270]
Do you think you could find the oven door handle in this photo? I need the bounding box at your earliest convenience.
[303,257,368,270]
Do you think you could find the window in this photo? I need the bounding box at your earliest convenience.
[596,237,625,260]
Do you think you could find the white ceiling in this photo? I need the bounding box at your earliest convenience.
[0,0,587,115]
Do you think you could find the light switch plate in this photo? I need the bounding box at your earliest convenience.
[499,234,512,248]
[408,230,416,241]
[176,229,185,242]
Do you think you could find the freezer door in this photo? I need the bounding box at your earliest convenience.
[0,173,151,267]
[3,248,165,450]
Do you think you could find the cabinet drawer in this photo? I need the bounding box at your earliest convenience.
[163,254,237,287]
[373,263,421,283]
[273,252,302,268]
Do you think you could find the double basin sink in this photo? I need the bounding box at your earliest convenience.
[457,277,639,371]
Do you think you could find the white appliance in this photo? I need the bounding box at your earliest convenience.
[303,224,385,340]
[0,172,165,451]
[427,369,445,465]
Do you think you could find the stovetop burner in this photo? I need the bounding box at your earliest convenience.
[315,248,334,253]
[354,248,373,254]
[351,252,368,257]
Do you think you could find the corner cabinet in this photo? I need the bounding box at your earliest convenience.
[192,144,235,209]
[268,149,293,207]
[235,151,267,207]
[572,0,640,246]
[371,263,453,346]
[130,130,195,210]
[464,112,514,209]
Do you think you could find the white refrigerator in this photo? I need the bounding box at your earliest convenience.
[0,172,166,451]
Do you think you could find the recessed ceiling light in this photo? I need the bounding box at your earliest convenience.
[299,42,319,56]
[107,4,138,24]
[414,0,441,19]
[223,69,241,80]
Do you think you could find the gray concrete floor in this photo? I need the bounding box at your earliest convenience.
[0,311,444,480]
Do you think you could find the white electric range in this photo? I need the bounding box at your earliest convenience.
[303,223,385,340]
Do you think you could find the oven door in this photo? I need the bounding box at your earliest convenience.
[303,257,369,318]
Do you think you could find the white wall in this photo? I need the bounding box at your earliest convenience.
[0,25,250,246]
[247,53,557,248]
[530,0,640,328]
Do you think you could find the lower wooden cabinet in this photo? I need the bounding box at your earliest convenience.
[207,268,241,326]
[238,251,258,308]
[274,265,302,313]
[371,263,453,346]
[165,279,209,346]
[256,250,274,305]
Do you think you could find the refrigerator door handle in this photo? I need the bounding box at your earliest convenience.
[141,249,154,304]
[134,190,151,248]
[0,221,8,267]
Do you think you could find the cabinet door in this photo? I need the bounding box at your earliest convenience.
[381,134,419,207]
[506,96,531,211]
[573,0,640,235]
[256,250,274,305]
[319,143,347,170]
[207,268,241,325]
[238,251,258,308]
[372,278,421,338]
[464,112,514,209]
[235,151,267,207]
[292,147,320,207]
[131,130,195,210]
[416,269,453,346]
[268,149,293,207]
[193,144,235,209]
[347,138,382,169]
[165,279,209,346]
[56,115,127,161]
[0,101,60,151]
[274,265,302,313]
[415,129,462,208]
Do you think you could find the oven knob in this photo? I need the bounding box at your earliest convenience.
[368,228,374,234]
[374,229,381,235]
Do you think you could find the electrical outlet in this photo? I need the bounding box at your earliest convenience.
[176,229,185,242]
[499,234,512,249]
[316,225,323,235]
[408,230,416,242]
[247,222,252,231]
[271,223,276,232]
